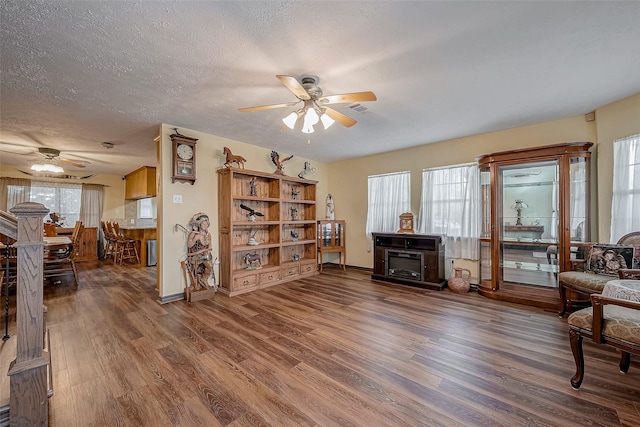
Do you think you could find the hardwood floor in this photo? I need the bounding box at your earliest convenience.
[1,262,639,426]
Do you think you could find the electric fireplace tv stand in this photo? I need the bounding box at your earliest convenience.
[371,233,446,291]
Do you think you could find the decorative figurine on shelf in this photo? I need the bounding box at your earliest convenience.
[326,194,335,220]
[240,204,264,222]
[292,253,300,262]
[47,212,65,226]
[271,150,293,175]
[291,187,300,200]
[298,161,315,179]
[247,230,260,246]
[248,177,257,197]
[511,199,529,226]
[244,252,262,270]
[290,207,298,221]
[290,230,299,242]
[223,147,247,168]
[175,212,218,302]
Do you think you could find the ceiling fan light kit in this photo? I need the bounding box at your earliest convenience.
[31,162,64,173]
[240,74,376,135]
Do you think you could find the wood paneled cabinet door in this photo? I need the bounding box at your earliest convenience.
[476,142,592,310]
[75,227,98,261]
[317,220,346,271]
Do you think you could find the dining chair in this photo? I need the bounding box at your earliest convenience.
[44,222,84,285]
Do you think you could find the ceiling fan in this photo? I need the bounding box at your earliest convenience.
[32,147,88,170]
[238,75,377,132]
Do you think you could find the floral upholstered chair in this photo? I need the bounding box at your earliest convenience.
[567,279,640,389]
[558,231,640,317]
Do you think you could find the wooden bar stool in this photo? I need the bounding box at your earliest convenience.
[111,222,140,265]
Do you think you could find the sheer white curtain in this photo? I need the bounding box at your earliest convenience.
[611,134,640,242]
[417,163,480,260]
[79,184,104,227]
[0,178,31,211]
[365,171,411,240]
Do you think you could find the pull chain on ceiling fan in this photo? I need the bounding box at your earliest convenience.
[239,75,377,136]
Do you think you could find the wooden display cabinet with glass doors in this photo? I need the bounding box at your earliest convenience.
[317,220,346,271]
[477,142,592,309]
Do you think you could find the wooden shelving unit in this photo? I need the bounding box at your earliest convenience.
[217,167,318,296]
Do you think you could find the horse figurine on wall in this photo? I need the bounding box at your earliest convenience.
[223,147,247,168]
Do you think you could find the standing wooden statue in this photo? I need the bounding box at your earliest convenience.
[184,212,218,302]
[326,194,335,220]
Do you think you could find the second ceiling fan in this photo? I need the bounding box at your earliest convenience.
[239,75,376,132]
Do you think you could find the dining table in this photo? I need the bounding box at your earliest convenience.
[0,236,72,250]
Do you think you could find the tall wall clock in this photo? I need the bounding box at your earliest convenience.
[170,133,198,184]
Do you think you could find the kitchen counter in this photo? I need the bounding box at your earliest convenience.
[121,227,157,266]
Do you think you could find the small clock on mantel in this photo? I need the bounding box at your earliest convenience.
[170,133,198,184]
[398,212,415,234]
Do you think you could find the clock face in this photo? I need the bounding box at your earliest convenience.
[177,144,194,160]
[402,219,412,229]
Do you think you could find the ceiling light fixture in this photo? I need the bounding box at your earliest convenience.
[282,100,334,134]
[31,162,64,173]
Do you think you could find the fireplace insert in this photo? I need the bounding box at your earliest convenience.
[385,249,423,281]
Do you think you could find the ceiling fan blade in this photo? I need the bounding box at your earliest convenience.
[323,107,357,127]
[317,91,377,105]
[239,101,299,112]
[276,75,310,100]
[58,158,88,168]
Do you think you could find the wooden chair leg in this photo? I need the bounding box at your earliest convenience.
[71,260,78,285]
[558,284,567,317]
[569,329,584,389]
[619,351,631,373]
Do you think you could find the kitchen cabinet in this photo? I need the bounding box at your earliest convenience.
[125,166,157,200]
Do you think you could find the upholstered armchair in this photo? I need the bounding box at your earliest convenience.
[567,280,640,389]
[558,231,640,317]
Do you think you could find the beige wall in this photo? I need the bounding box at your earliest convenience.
[328,92,640,277]
[594,92,640,243]
[328,115,599,275]
[156,124,329,300]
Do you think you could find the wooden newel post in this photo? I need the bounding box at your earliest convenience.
[7,202,50,426]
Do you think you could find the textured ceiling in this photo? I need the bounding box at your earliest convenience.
[1,1,639,176]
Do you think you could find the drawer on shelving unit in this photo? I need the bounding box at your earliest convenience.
[233,274,258,291]
[282,265,300,278]
[260,269,281,284]
[300,262,317,274]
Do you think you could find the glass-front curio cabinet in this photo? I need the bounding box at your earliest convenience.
[317,220,346,271]
[477,142,592,309]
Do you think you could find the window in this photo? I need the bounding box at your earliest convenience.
[27,181,82,227]
[417,163,480,260]
[611,134,640,242]
[365,171,410,240]
[137,197,156,219]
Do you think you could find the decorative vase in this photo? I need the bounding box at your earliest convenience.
[449,267,471,293]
